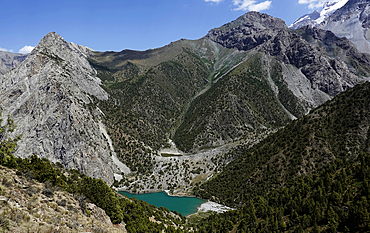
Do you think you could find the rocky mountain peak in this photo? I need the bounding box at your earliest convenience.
[31,32,73,61]
[205,11,370,111]
[34,32,94,58]
[206,11,287,51]
[37,32,66,48]
[234,11,286,29]
[0,32,127,185]
[322,0,370,23]
[29,32,107,101]
[211,11,286,33]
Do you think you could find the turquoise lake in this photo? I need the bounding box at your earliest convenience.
[119,191,205,216]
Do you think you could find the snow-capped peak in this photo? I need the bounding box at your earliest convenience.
[289,0,349,29]
[316,0,349,24]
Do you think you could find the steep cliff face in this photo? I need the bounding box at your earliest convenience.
[0,32,129,185]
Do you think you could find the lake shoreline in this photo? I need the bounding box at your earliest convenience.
[117,188,199,198]
[118,190,205,216]
[118,190,234,216]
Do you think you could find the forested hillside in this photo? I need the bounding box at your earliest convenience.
[196,81,370,207]
[173,53,302,152]
[90,46,212,173]
[193,154,370,232]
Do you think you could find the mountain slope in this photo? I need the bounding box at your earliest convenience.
[196,80,370,207]
[0,32,128,185]
[0,113,186,232]
[172,11,369,151]
[0,165,125,232]
[173,53,296,152]
[89,38,250,166]
[194,154,370,232]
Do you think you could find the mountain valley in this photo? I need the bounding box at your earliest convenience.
[1,7,370,232]
[87,11,370,196]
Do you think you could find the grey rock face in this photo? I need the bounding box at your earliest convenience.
[0,59,7,75]
[261,27,366,96]
[0,32,124,185]
[69,42,95,57]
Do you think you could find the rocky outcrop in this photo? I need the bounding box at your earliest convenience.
[0,32,128,185]
[261,27,367,97]
[207,12,286,51]
[0,58,7,76]
[69,41,95,57]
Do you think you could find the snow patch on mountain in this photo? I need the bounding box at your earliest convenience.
[316,0,349,24]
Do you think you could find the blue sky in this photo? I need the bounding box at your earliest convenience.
[1,0,326,53]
